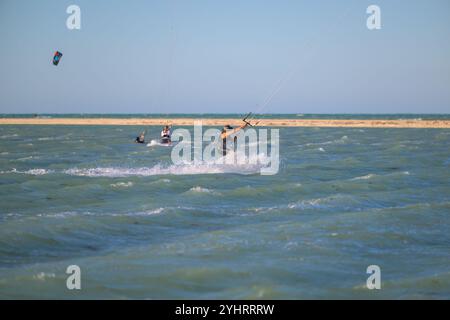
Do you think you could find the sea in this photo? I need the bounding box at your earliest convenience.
[0,114,449,299]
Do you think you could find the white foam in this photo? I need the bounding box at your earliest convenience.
[0,133,18,139]
[248,206,278,213]
[1,168,52,175]
[16,156,36,161]
[147,139,173,147]
[189,186,212,193]
[287,194,357,210]
[64,159,262,177]
[2,153,266,177]
[111,208,165,216]
[148,178,171,185]
[351,173,376,180]
[36,209,165,218]
[33,272,56,281]
[64,165,219,177]
[24,168,51,175]
[305,135,349,147]
[110,181,134,188]
[37,211,86,218]
[187,186,221,195]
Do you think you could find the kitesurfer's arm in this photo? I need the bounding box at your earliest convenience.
[220,123,249,139]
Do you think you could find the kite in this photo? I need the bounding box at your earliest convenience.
[53,51,63,66]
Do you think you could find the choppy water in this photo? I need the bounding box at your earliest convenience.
[0,124,449,299]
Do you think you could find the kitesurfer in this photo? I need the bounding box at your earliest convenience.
[220,123,249,156]
[135,131,145,144]
[160,125,172,144]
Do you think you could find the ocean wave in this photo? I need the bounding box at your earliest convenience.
[36,211,94,218]
[365,200,450,214]
[37,137,56,141]
[1,148,270,177]
[1,160,263,176]
[251,196,447,216]
[350,171,409,181]
[35,208,165,218]
[351,173,377,180]
[287,194,360,210]
[245,195,358,214]
[112,208,165,216]
[0,133,19,139]
[33,272,56,281]
[305,135,349,147]
[23,168,51,175]
[63,166,220,177]
[0,168,52,175]
[186,186,221,195]
[16,156,39,161]
[147,140,174,147]
[0,165,236,176]
[63,161,262,177]
[247,206,279,214]
[110,181,134,188]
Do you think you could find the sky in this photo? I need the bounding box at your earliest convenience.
[0,0,449,114]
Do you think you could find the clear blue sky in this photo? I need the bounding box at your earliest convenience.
[0,0,449,114]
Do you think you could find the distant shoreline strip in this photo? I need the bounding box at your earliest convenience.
[0,118,449,128]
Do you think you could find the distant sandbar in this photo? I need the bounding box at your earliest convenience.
[0,118,449,128]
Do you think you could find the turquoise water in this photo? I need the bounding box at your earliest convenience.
[0,123,449,299]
